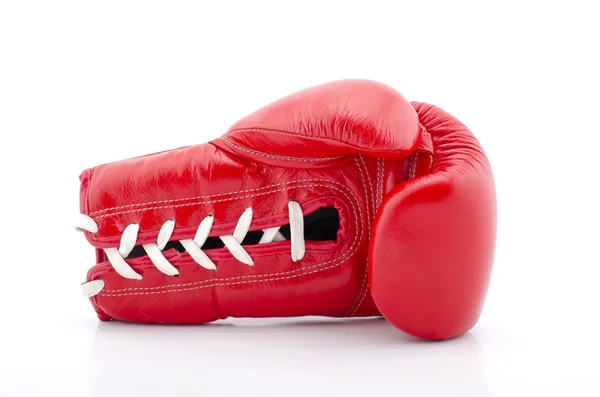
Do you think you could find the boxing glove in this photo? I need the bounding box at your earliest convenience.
[76,79,496,340]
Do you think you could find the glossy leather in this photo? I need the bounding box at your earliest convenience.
[79,80,496,340]
[370,102,496,340]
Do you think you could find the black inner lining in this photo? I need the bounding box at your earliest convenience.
[124,206,339,259]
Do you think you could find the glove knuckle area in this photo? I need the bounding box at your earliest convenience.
[212,80,421,166]
[369,103,496,340]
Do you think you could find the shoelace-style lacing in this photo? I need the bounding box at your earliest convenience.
[76,201,305,297]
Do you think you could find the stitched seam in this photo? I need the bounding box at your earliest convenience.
[228,127,414,155]
[354,156,372,234]
[223,137,340,162]
[345,156,371,317]
[347,158,384,317]
[85,169,92,220]
[357,155,374,228]
[99,261,355,297]
[95,183,349,220]
[377,159,384,208]
[98,182,363,295]
[348,286,369,317]
[90,179,351,218]
[409,153,418,179]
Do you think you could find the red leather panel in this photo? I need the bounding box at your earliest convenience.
[215,79,420,165]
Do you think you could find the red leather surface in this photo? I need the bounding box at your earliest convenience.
[217,79,420,165]
[369,102,497,340]
[79,80,496,340]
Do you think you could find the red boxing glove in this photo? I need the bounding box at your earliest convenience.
[76,80,496,340]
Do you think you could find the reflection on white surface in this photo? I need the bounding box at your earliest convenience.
[87,317,488,397]
[3,308,600,396]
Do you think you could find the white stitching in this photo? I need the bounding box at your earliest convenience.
[94,183,350,220]
[347,157,384,317]
[347,273,369,316]
[349,286,369,317]
[376,158,384,207]
[345,156,371,317]
[357,155,374,229]
[90,179,348,218]
[223,137,341,162]
[409,153,418,179]
[99,261,356,297]
[354,156,372,233]
[97,182,364,296]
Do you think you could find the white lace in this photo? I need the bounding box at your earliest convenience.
[76,201,305,297]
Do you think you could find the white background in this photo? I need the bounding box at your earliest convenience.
[1,1,599,396]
